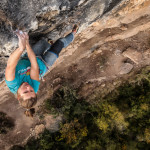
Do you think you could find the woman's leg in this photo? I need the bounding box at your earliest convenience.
[32,39,51,56]
[21,39,51,57]
[42,32,75,66]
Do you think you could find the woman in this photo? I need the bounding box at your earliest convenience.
[5,25,78,117]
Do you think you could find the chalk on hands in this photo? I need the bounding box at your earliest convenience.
[19,31,23,34]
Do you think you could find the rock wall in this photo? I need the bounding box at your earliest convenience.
[0,0,123,81]
[0,0,150,149]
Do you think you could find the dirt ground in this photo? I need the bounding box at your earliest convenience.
[0,1,150,149]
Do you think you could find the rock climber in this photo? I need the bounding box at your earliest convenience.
[5,25,78,117]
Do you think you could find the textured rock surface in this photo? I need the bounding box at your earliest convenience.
[0,0,150,149]
[0,0,123,52]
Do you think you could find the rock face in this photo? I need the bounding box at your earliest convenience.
[0,0,150,149]
[0,0,123,51]
[0,0,123,81]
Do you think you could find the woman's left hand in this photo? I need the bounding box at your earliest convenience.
[15,30,27,51]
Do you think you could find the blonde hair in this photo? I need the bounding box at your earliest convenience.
[18,94,37,117]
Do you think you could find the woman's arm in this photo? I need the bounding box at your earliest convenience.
[25,33,39,81]
[5,31,26,81]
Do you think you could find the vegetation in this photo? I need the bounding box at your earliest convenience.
[12,67,150,150]
[0,112,14,134]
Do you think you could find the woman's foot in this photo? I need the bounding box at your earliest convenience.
[72,24,79,34]
[47,38,54,45]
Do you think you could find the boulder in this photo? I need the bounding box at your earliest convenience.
[122,48,142,64]
[34,124,45,136]
[119,63,133,75]
[45,115,62,132]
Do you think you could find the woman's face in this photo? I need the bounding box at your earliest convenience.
[17,82,36,100]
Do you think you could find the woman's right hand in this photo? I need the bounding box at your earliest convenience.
[24,32,30,46]
[16,30,27,51]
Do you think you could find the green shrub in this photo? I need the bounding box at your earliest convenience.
[45,86,78,118]
[17,68,150,149]
[58,119,88,148]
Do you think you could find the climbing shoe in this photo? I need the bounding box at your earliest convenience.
[72,24,79,34]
